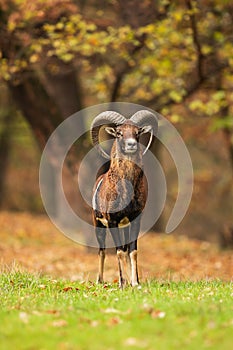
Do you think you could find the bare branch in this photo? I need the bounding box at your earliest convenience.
[110,0,172,102]
[185,0,205,82]
[110,36,146,102]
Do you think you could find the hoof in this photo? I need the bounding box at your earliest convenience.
[97,276,104,284]
[131,281,140,288]
[119,278,128,289]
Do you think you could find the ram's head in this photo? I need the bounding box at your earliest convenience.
[91,110,159,159]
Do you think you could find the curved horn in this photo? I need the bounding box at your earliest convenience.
[91,111,126,159]
[130,110,159,155]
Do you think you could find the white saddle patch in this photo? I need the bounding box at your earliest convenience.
[96,217,108,227]
[118,217,130,228]
[92,178,103,210]
[96,216,130,228]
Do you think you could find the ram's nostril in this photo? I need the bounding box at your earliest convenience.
[126,139,137,148]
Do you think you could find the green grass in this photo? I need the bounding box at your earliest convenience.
[0,271,232,350]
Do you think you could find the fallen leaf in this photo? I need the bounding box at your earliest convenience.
[125,338,138,346]
[124,337,147,347]
[62,287,73,292]
[102,308,131,317]
[108,316,122,326]
[90,320,99,327]
[52,319,68,327]
[19,312,29,324]
[151,310,166,319]
[46,309,60,315]
[142,304,166,319]
[39,284,46,289]
[32,310,42,316]
[103,307,120,314]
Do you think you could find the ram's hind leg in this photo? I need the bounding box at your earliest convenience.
[109,226,128,288]
[95,223,106,284]
[123,226,131,284]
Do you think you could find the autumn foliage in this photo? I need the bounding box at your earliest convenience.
[0,0,232,241]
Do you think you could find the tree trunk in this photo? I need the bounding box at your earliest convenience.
[0,109,14,209]
[8,71,89,229]
[42,59,83,119]
[147,140,164,232]
[117,0,159,28]
[8,74,63,150]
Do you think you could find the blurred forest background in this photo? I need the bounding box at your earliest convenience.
[0,0,232,247]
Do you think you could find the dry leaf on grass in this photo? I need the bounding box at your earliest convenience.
[107,316,122,326]
[19,312,29,324]
[124,337,147,348]
[52,319,68,327]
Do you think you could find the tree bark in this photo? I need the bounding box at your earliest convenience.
[117,0,161,28]
[0,110,14,209]
[43,58,83,119]
[8,74,63,150]
[8,71,89,226]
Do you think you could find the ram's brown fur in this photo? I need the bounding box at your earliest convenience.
[92,121,148,287]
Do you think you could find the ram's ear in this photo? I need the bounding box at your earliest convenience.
[139,125,152,135]
[105,126,117,137]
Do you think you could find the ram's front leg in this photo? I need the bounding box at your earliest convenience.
[129,243,139,286]
[95,223,106,284]
[129,218,140,286]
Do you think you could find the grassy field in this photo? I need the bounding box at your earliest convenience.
[0,270,232,350]
[0,212,232,349]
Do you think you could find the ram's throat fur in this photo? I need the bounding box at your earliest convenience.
[109,157,143,183]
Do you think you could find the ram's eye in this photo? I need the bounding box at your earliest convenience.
[116,131,123,137]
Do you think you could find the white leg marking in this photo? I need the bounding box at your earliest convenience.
[130,250,139,287]
[97,249,105,283]
[117,250,129,288]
